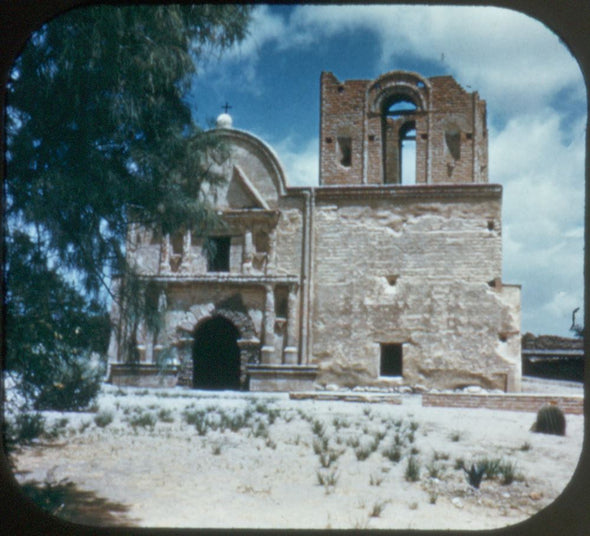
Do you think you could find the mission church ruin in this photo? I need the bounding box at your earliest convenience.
[107,70,522,392]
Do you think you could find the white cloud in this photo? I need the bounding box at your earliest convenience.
[241,5,585,119]
[271,136,319,187]
[489,110,584,335]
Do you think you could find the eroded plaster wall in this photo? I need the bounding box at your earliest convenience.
[309,186,521,391]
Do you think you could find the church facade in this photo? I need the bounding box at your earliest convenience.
[107,70,522,392]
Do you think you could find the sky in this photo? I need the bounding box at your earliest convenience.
[188,5,586,338]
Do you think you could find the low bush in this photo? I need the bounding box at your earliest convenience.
[9,412,46,444]
[405,455,420,482]
[464,463,486,488]
[33,356,104,412]
[129,412,156,429]
[157,408,174,423]
[369,500,389,518]
[382,443,403,463]
[316,467,339,492]
[94,411,113,428]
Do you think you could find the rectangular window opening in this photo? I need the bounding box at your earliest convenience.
[337,136,352,167]
[205,236,231,272]
[380,343,403,377]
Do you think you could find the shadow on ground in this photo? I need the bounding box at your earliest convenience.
[19,479,137,526]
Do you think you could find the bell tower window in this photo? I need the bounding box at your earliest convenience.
[382,97,417,184]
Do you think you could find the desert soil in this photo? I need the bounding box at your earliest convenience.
[10,378,584,530]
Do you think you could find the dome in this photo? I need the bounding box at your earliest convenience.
[216,113,233,129]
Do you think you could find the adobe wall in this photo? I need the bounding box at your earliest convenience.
[320,71,488,186]
[309,185,521,391]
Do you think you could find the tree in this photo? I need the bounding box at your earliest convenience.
[4,5,251,409]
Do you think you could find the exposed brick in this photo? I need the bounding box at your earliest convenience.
[422,393,584,414]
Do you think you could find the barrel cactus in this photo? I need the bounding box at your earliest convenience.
[532,405,566,436]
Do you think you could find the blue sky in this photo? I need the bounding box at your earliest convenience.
[189,5,586,338]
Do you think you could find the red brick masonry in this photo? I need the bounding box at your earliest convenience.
[422,393,584,415]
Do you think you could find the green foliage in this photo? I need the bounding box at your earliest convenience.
[404,455,421,482]
[128,411,156,429]
[369,500,389,518]
[5,231,109,411]
[157,408,175,423]
[4,5,251,413]
[33,355,104,411]
[382,443,403,463]
[316,467,339,492]
[532,405,566,436]
[9,412,47,444]
[182,408,208,436]
[462,457,519,487]
[464,463,486,488]
[94,411,114,428]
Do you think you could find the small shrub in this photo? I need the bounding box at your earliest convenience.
[369,473,383,486]
[11,413,46,444]
[94,411,114,428]
[129,412,156,429]
[252,420,269,439]
[316,468,339,492]
[532,405,566,436]
[78,421,91,434]
[157,408,174,423]
[369,500,388,518]
[454,457,465,471]
[313,435,329,455]
[382,443,402,463]
[519,441,532,452]
[33,356,104,411]
[333,417,349,430]
[464,463,486,489]
[427,458,445,479]
[355,440,377,461]
[319,449,340,468]
[450,431,462,442]
[479,457,501,479]
[183,409,208,435]
[373,428,386,443]
[311,419,326,437]
[347,436,360,449]
[499,460,518,485]
[405,455,420,482]
[44,418,70,440]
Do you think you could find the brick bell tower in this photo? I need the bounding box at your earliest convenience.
[319,70,488,186]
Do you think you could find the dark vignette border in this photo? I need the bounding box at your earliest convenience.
[0,1,588,535]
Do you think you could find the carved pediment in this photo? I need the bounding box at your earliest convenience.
[226,165,271,210]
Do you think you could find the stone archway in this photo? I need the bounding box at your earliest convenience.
[193,316,241,389]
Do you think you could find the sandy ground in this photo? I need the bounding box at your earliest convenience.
[9,379,584,530]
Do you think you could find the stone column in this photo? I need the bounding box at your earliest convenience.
[180,230,192,272]
[260,284,276,364]
[159,234,170,273]
[283,284,299,365]
[242,229,253,273]
[266,228,276,274]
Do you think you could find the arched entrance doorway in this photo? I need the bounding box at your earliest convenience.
[193,316,241,389]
